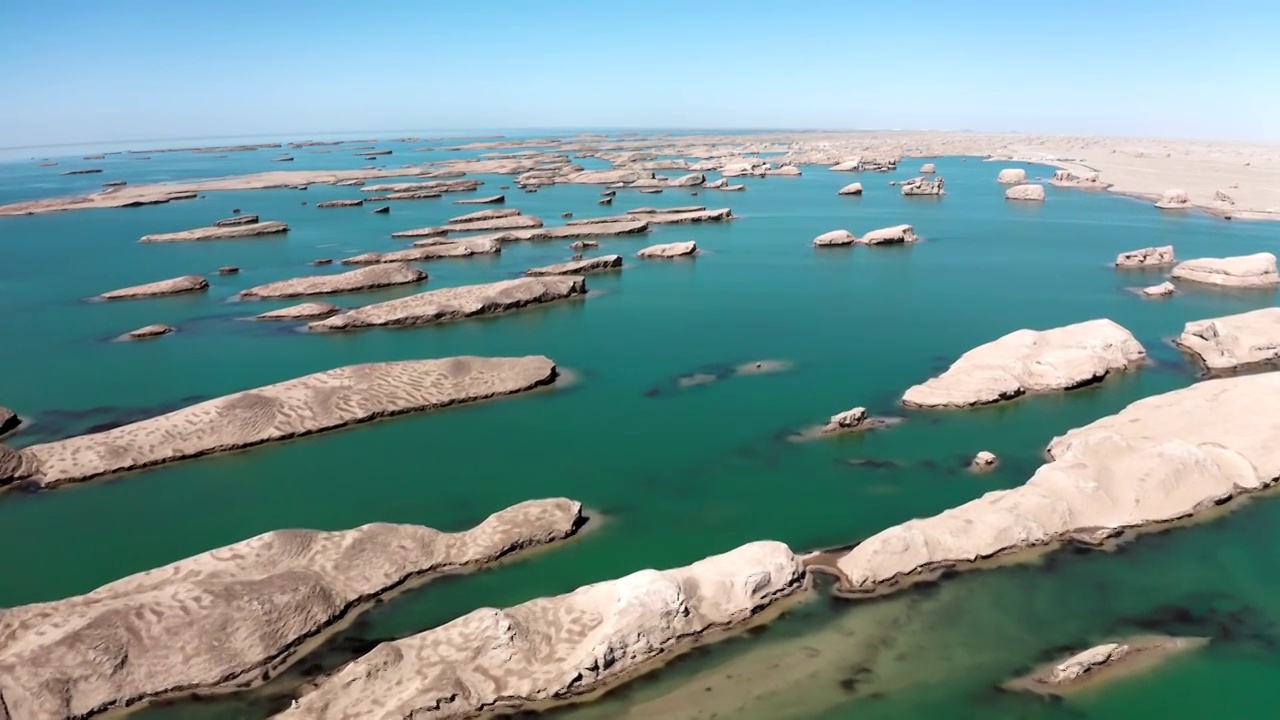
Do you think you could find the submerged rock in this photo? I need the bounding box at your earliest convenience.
[526,255,622,276]
[1003,636,1208,695]
[238,263,427,299]
[1171,253,1280,288]
[99,275,209,300]
[814,229,857,247]
[637,241,697,258]
[1115,245,1175,268]
[902,319,1146,408]
[1175,308,1280,371]
[1141,281,1177,297]
[0,498,585,718]
[275,541,805,720]
[837,182,864,196]
[1005,184,1046,201]
[140,221,289,243]
[860,224,918,245]
[21,356,562,489]
[309,277,586,331]
[254,302,341,320]
[997,168,1027,184]
[1155,188,1193,209]
[126,324,174,340]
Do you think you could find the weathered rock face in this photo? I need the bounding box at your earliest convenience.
[0,444,39,486]
[563,169,650,185]
[1005,184,1046,201]
[1175,308,1280,371]
[453,194,505,205]
[215,214,259,226]
[448,208,521,224]
[765,165,802,176]
[837,182,864,196]
[900,177,945,196]
[1004,636,1207,695]
[668,172,706,186]
[21,356,561,489]
[1171,253,1280,288]
[254,302,341,320]
[1214,189,1236,206]
[919,163,937,173]
[126,324,174,340]
[970,451,998,472]
[309,277,587,331]
[637,241,698,258]
[829,373,1280,596]
[814,229,857,247]
[1050,169,1109,189]
[275,541,805,720]
[703,178,728,189]
[0,498,586,719]
[997,168,1027,184]
[902,319,1146,409]
[315,199,364,208]
[343,239,501,264]
[99,275,209,300]
[0,406,19,436]
[822,407,868,433]
[568,240,597,250]
[1141,281,1177,297]
[525,255,622,276]
[860,224,918,245]
[139,221,289,243]
[829,158,862,172]
[1154,188,1192,209]
[1115,246,1175,268]
[238,264,427,299]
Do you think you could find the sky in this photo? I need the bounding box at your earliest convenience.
[2,0,1278,147]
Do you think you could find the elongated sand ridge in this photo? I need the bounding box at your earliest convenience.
[1003,636,1207,696]
[342,239,501,264]
[0,498,585,720]
[822,373,1280,596]
[308,277,586,331]
[139,220,289,243]
[98,275,209,300]
[253,302,341,320]
[412,220,650,247]
[525,254,622,276]
[566,208,732,225]
[237,263,427,299]
[447,208,521,223]
[275,541,805,720]
[14,356,560,489]
[1174,307,1280,371]
[901,319,1146,408]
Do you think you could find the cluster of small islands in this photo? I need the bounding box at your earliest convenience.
[2,130,1280,719]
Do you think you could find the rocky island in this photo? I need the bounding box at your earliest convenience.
[254,302,342,320]
[525,255,623,276]
[98,275,209,300]
[1170,252,1280,288]
[308,277,587,331]
[1175,307,1280,372]
[342,239,501,264]
[237,264,427,299]
[139,220,289,243]
[1115,245,1175,268]
[638,241,697,258]
[1003,636,1208,696]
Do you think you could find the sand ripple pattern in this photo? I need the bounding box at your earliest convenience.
[0,498,583,720]
[22,356,558,488]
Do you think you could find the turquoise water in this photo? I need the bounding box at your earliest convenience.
[2,136,1279,719]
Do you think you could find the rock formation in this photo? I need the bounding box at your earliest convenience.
[627,205,705,215]
[139,221,289,243]
[568,208,730,226]
[825,372,1280,596]
[829,159,862,171]
[254,302,342,320]
[900,177,945,196]
[637,241,698,258]
[1115,246,1175,268]
[0,499,585,719]
[274,541,806,720]
[309,277,586,331]
[997,168,1027,184]
[1003,636,1207,695]
[568,240,597,250]
[447,208,523,224]
[838,182,864,195]
[1170,252,1280,288]
[1142,281,1177,297]
[372,206,389,214]
[1175,308,1280,371]
[0,406,20,436]
[1,444,38,485]
[919,163,936,173]
[20,357,562,488]
[1005,184,1046,201]
[444,215,543,233]
[902,319,1146,408]
[765,165,802,176]
[215,214,259,226]
[970,451,998,472]
[125,324,174,340]
[814,230,857,247]
[412,220,650,246]
[98,275,209,300]
[1214,189,1236,206]
[238,264,427,299]
[822,408,867,433]
[453,194,505,205]
[218,266,240,276]
[315,199,365,208]
[1049,169,1108,189]
[525,255,623,276]
[1154,189,1192,209]
[342,240,501,264]
[860,224,918,245]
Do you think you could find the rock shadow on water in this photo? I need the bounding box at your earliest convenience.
[643,360,792,398]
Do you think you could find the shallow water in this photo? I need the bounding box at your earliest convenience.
[2,135,1279,719]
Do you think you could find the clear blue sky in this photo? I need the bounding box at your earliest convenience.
[2,0,1277,146]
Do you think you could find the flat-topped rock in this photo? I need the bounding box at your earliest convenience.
[444,214,543,232]
[274,541,805,720]
[1175,308,1280,371]
[997,168,1027,184]
[309,277,586,332]
[829,159,862,171]
[315,199,364,208]
[126,324,174,340]
[0,498,585,718]
[860,224,918,245]
[568,208,731,226]
[140,221,289,243]
[1142,281,1177,297]
[215,214,259,226]
[361,179,480,194]
[254,302,341,320]
[838,182,864,195]
[447,208,521,224]
[391,226,451,239]
[814,229,856,247]
[1155,188,1192,209]
[902,319,1146,409]
[638,241,697,258]
[218,266,240,275]
[766,165,802,176]
[99,275,209,300]
[1004,636,1207,696]
[1006,184,1046,201]
[237,263,426,299]
[526,254,622,276]
[1170,253,1280,288]
[21,356,561,489]
[1115,245,1175,268]
[919,163,936,173]
[342,239,501,264]
[421,220,651,245]
[365,191,442,201]
[563,169,650,184]
[827,373,1280,596]
[627,205,706,214]
[452,194,505,205]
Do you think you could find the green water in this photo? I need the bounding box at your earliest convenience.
[2,138,1279,719]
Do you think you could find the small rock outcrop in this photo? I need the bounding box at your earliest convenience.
[218,266,240,275]
[822,407,867,433]
[1003,636,1208,695]
[99,275,209,300]
[1214,189,1236,206]
[814,229,857,247]
[0,406,19,436]
[254,302,342,321]
[900,177,945,196]
[637,241,698,258]
[970,451,998,472]
[1154,189,1192,209]
[902,319,1146,409]
[860,224,918,245]
[139,221,289,243]
[447,208,522,224]
[1175,308,1280,371]
[343,239,501,264]
[372,205,390,214]
[238,263,427,299]
[214,214,259,226]
[452,194,505,205]
[837,182,864,196]
[1170,253,1280,288]
[1050,170,1108,189]
[525,255,623,276]
[126,324,174,340]
[568,240,598,250]
[1142,281,1177,297]
[1115,246,1175,268]
[997,168,1027,184]
[315,199,364,208]
[274,541,805,720]
[919,163,936,173]
[1005,184,1046,201]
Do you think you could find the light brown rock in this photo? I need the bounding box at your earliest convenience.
[902,319,1146,408]
[1115,246,1175,268]
[919,163,936,173]
[526,255,622,276]
[814,229,856,247]
[997,168,1027,184]
[838,182,864,195]
[237,264,426,299]
[900,177,945,196]
[1170,253,1280,288]
[0,498,585,719]
[637,241,698,258]
[970,451,998,472]
[309,277,587,331]
[99,275,209,300]
[415,220,650,246]
[139,221,288,243]
[254,302,341,320]
[0,444,39,486]
[1005,184,1046,201]
[860,224,918,245]
[445,215,543,233]
[315,199,364,208]
[1154,188,1192,209]
[1141,281,1177,297]
[343,239,501,264]
[1004,636,1208,695]
[568,240,598,250]
[215,214,259,226]
[126,324,174,340]
[1175,308,1280,371]
[452,194,505,205]
[446,208,522,224]
[21,357,561,489]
